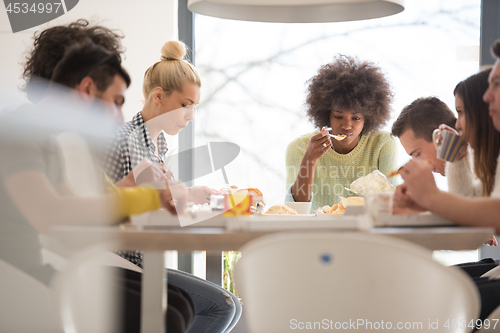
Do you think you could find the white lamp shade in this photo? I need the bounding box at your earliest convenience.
[187,0,404,23]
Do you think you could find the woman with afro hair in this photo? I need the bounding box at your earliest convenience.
[285,55,398,210]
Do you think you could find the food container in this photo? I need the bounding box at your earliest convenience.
[364,193,394,221]
[223,192,253,216]
[210,194,225,210]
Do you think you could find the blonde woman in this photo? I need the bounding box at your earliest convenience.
[102,40,241,333]
[103,40,219,204]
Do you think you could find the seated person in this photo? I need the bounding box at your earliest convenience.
[102,40,219,205]
[394,74,498,263]
[97,39,242,332]
[22,19,126,104]
[395,40,500,321]
[285,55,398,210]
[447,68,500,198]
[6,20,241,333]
[391,96,456,176]
[1,41,193,332]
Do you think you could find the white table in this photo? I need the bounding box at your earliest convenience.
[51,216,495,333]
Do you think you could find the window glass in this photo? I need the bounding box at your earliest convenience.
[193,0,480,206]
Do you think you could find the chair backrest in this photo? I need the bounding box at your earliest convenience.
[234,232,480,333]
[52,245,121,333]
[0,259,63,333]
[56,132,105,197]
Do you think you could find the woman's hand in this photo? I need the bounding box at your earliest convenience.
[437,124,458,137]
[136,164,168,188]
[188,186,221,205]
[436,124,468,161]
[126,159,172,189]
[303,127,332,163]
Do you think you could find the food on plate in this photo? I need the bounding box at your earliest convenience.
[264,204,298,215]
[239,188,265,205]
[222,186,266,216]
[348,170,395,194]
[244,188,263,198]
[220,186,263,198]
[221,186,265,205]
[186,202,211,214]
[220,185,239,193]
[318,196,365,215]
[320,203,343,215]
[333,134,347,141]
[340,196,364,207]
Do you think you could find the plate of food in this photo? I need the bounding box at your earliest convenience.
[262,204,315,217]
[316,196,365,215]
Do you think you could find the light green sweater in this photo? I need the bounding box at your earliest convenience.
[285,131,398,210]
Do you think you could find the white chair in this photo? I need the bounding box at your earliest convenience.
[234,232,480,333]
[0,259,63,333]
[56,132,105,197]
[52,245,122,333]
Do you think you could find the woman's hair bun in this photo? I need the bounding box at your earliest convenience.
[160,40,186,61]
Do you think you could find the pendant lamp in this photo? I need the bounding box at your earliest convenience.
[187,0,404,23]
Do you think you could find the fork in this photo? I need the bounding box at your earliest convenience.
[324,127,347,141]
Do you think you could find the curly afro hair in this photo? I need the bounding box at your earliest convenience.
[22,19,125,102]
[306,55,393,135]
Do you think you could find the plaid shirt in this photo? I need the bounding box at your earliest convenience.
[102,111,168,183]
[101,111,168,268]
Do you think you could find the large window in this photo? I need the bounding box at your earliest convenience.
[193,0,480,207]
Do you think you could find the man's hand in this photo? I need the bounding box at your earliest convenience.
[486,235,498,246]
[158,180,188,215]
[115,171,136,187]
[399,159,440,210]
[393,183,426,213]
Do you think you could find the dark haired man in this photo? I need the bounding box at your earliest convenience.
[0,41,196,332]
[391,96,456,176]
[22,19,125,103]
[50,41,129,125]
